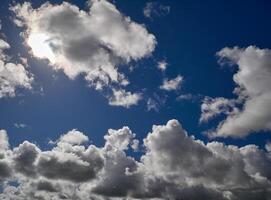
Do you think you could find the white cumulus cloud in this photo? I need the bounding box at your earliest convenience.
[0,24,33,98]
[11,0,156,92]
[202,46,271,138]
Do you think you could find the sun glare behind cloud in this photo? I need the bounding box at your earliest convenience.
[27,33,56,62]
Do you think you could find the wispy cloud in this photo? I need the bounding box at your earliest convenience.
[143,2,170,19]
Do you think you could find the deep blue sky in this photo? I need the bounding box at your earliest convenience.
[0,0,271,150]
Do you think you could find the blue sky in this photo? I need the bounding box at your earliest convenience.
[1,0,270,148]
[0,0,271,199]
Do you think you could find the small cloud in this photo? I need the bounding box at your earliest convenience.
[157,60,168,71]
[146,94,167,112]
[143,2,170,19]
[147,98,159,112]
[176,93,202,102]
[131,139,139,152]
[48,139,56,145]
[160,75,183,91]
[108,88,142,108]
[14,123,27,129]
[199,97,236,124]
[177,94,193,101]
[58,129,89,145]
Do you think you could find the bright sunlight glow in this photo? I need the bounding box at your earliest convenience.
[27,33,56,62]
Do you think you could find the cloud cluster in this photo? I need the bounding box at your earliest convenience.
[11,0,156,107]
[0,120,271,199]
[0,25,33,98]
[201,46,271,138]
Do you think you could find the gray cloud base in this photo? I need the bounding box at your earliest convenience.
[0,120,271,199]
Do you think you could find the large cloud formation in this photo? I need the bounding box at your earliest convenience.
[201,46,271,138]
[11,0,156,107]
[0,24,33,98]
[0,120,271,199]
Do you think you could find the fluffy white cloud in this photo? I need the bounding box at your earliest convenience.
[160,75,183,91]
[139,120,270,199]
[58,129,89,145]
[104,126,135,151]
[108,88,142,108]
[11,0,156,92]
[0,25,33,98]
[202,46,271,138]
[0,120,271,199]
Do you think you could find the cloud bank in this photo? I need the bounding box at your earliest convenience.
[0,120,271,199]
